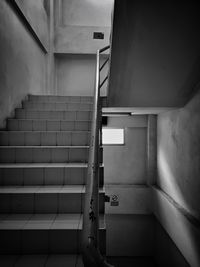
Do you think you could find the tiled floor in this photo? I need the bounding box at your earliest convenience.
[0,254,84,267]
[0,255,158,267]
[107,257,157,267]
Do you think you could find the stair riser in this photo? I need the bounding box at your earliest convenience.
[0,132,90,146]
[0,193,105,213]
[0,168,104,186]
[8,120,91,131]
[28,95,93,103]
[16,110,92,120]
[23,102,93,111]
[0,147,103,163]
[0,229,105,254]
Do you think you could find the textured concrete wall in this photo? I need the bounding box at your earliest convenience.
[0,1,48,128]
[156,86,200,266]
[109,0,200,107]
[157,87,200,217]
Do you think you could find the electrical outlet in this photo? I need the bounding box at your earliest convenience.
[93,32,104,39]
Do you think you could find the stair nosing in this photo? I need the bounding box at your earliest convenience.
[0,213,105,230]
[16,108,92,112]
[0,185,105,194]
[0,163,104,168]
[0,130,90,133]
[7,118,92,121]
[0,145,89,149]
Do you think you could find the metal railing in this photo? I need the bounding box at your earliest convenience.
[81,45,113,267]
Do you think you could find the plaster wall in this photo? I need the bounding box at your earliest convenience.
[104,116,147,185]
[60,0,113,27]
[157,86,200,218]
[55,54,108,96]
[14,0,49,50]
[109,0,200,107]
[106,214,155,256]
[54,0,113,54]
[156,86,200,266]
[103,115,154,256]
[0,1,48,128]
[155,220,190,267]
[153,187,200,267]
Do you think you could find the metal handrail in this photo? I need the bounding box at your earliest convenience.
[82,45,113,267]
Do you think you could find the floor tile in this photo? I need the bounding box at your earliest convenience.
[0,255,18,267]
[14,254,48,267]
[51,214,81,230]
[45,254,76,267]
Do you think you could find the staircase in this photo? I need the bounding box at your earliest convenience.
[0,95,106,267]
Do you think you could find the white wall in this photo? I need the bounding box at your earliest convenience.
[55,54,108,96]
[61,0,113,27]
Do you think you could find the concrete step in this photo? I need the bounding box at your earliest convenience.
[15,109,92,120]
[28,95,93,103]
[7,119,91,131]
[23,101,93,111]
[0,214,106,254]
[0,163,104,186]
[0,254,83,267]
[0,146,103,163]
[0,131,90,146]
[0,186,105,214]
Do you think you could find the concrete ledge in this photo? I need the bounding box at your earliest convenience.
[152,186,200,267]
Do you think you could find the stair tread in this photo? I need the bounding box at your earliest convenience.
[7,119,92,121]
[0,185,105,194]
[0,163,91,168]
[25,101,93,104]
[0,213,105,230]
[0,145,89,149]
[0,130,90,133]
[0,254,83,267]
[0,185,83,193]
[17,109,92,112]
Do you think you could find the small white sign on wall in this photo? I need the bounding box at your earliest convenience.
[102,128,124,145]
